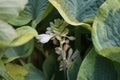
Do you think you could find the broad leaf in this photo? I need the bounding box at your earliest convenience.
[3,40,34,63]
[49,0,105,25]
[24,64,45,80]
[2,56,19,64]
[92,0,120,62]
[43,53,57,80]
[10,26,38,47]
[67,56,82,80]
[100,48,120,63]
[0,0,28,21]
[0,60,13,80]
[0,77,2,80]
[0,48,7,59]
[8,10,31,26]
[7,0,53,27]
[5,63,28,80]
[77,48,120,80]
[0,20,17,48]
[26,0,53,27]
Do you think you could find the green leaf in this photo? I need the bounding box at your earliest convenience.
[8,10,31,26]
[3,40,34,63]
[0,0,28,21]
[0,77,2,80]
[10,26,38,47]
[92,0,120,62]
[0,60,14,80]
[49,0,105,26]
[2,56,20,64]
[26,0,53,27]
[0,20,17,48]
[0,48,7,59]
[43,53,57,80]
[100,48,120,63]
[7,0,53,27]
[5,63,28,80]
[67,56,82,80]
[24,64,45,80]
[77,48,120,80]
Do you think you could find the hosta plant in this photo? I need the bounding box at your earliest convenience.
[0,0,120,80]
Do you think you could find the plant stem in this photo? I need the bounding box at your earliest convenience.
[19,59,25,66]
[60,41,67,80]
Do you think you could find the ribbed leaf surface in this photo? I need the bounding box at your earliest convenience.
[77,48,120,80]
[0,20,17,48]
[27,0,53,26]
[0,0,28,21]
[92,0,120,62]
[49,0,105,25]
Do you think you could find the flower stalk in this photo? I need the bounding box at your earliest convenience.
[60,40,67,80]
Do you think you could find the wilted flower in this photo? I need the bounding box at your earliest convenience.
[36,34,53,43]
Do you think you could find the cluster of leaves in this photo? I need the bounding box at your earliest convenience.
[0,0,120,80]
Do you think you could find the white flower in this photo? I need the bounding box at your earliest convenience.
[67,36,75,41]
[36,34,53,43]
